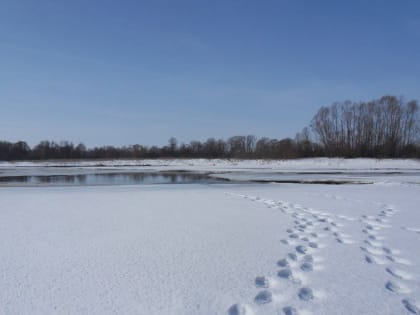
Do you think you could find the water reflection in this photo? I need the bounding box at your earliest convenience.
[0,172,221,186]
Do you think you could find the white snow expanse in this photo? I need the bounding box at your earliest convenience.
[1,158,420,314]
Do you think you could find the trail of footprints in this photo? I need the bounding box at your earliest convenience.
[227,193,357,315]
[252,200,324,314]
[226,193,420,315]
[360,204,420,314]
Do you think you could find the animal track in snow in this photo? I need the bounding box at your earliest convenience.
[402,299,420,314]
[386,255,412,266]
[385,280,411,294]
[386,267,414,280]
[361,246,385,256]
[302,254,314,262]
[359,203,420,315]
[277,268,303,284]
[362,220,391,229]
[367,234,385,241]
[365,224,382,232]
[307,242,318,249]
[255,276,270,288]
[365,255,387,265]
[277,258,289,268]
[336,237,355,244]
[288,253,298,261]
[382,246,401,255]
[300,262,313,272]
[254,290,272,304]
[295,245,308,255]
[228,304,253,315]
[228,193,362,314]
[333,231,355,244]
[298,287,314,301]
[237,193,418,315]
[364,239,383,247]
[277,268,293,279]
[283,306,299,315]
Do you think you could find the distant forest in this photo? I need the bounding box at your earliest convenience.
[1,95,419,161]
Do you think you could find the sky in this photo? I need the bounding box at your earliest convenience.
[1,0,419,147]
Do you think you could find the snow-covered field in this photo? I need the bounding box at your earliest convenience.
[2,157,420,172]
[1,159,420,314]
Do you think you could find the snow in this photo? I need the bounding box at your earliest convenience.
[1,157,420,171]
[0,159,420,314]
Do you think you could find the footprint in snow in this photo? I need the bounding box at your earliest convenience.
[295,245,308,255]
[385,280,411,294]
[255,276,269,288]
[303,254,314,263]
[288,253,298,261]
[277,268,303,284]
[277,258,289,268]
[365,224,381,231]
[386,267,414,280]
[254,290,272,304]
[386,255,412,266]
[324,226,339,233]
[375,217,387,223]
[283,306,299,315]
[382,246,401,255]
[362,229,379,237]
[300,262,313,272]
[362,215,376,220]
[368,234,385,241]
[308,242,318,249]
[365,255,387,265]
[289,233,300,239]
[278,268,293,279]
[330,221,344,227]
[298,287,314,301]
[402,299,420,314]
[228,304,253,315]
[360,246,384,256]
[336,237,355,244]
[364,239,383,247]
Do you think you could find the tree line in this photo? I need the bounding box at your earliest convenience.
[0,136,322,160]
[310,95,419,157]
[1,95,419,161]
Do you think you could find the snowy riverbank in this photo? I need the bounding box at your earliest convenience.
[1,157,420,171]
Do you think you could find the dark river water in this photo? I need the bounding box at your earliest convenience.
[0,172,227,186]
[1,169,416,187]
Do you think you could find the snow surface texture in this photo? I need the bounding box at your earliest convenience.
[0,159,420,314]
[1,157,420,171]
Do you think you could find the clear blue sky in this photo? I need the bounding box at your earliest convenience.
[1,0,419,147]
